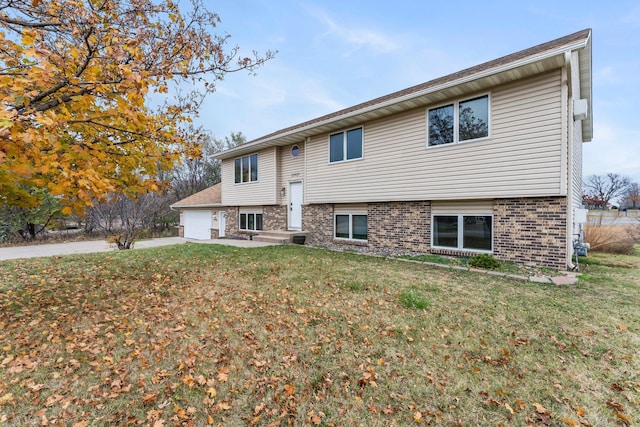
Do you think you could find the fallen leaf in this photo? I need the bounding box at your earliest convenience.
[206,387,217,398]
[284,383,295,396]
[142,393,158,406]
[614,412,631,425]
[0,393,13,405]
[534,403,549,414]
[606,400,624,412]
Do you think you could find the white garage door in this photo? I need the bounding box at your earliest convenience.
[183,210,212,240]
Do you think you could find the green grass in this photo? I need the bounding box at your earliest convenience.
[399,289,431,309]
[1,243,639,426]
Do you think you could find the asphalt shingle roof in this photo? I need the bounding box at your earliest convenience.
[171,183,221,208]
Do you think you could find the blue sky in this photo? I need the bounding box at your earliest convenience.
[193,0,640,184]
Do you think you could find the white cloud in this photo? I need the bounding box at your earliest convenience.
[307,6,398,55]
[195,60,348,140]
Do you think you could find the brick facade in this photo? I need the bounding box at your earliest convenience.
[368,201,431,252]
[226,196,569,269]
[301,204,334,246]
[493,197,568,270]
[264,205,287,231]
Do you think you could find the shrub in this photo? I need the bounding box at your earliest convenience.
[584,216,639,255]
[468,254,500,270]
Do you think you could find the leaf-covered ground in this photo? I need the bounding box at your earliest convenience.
[1,244,638,426]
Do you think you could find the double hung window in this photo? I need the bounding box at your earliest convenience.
[432,214,492,252]
[329,127,363,163]
[428,95,489,146]
[234,154,258,183]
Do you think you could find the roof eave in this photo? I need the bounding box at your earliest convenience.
[215,32,591,160]
[170,203,224,209]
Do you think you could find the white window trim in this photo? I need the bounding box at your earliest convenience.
[234,153,259,184]
[334,212,368,242]
[239,211,263,231]
[427,93,491,148]
[431,213,493,253]
[328,126,364,164]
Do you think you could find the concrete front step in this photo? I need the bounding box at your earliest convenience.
[252,235,289,244]
[253,230,308,244]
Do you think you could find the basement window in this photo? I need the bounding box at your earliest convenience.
[432,214,492,252]
[335,213,367,241]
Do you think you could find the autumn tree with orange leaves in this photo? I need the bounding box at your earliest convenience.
[0,0,273,214]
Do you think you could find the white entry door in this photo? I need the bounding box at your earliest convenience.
[218,211,226,238]
[289,182,302,230]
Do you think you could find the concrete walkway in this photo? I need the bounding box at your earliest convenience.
[0,237,276,261]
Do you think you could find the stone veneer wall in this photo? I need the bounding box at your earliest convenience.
[302,204,334,245]
[224,207,239,237]
[493,197,568,270]
[210,229,219,239]
[368,201,431,252]
[263,205,288,231]
[178,225,184,238]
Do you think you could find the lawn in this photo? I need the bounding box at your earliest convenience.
[1,244,638,426]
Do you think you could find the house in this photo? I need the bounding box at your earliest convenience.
[171,183,226,240]
[213,29,593,270]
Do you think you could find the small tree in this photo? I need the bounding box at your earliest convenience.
[86,192,169,249]
[0,0,273,213]
[583,173,631,209]
[0,188,61,242]
[621,182,640,209]
[169,131,246,201]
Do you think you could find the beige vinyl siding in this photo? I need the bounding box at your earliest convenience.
[334,204,367,214]
[431,200,493,214]
[239,206,264,213]
[221,147,277,206]
[305,70,564,204]
[278,143,305,205]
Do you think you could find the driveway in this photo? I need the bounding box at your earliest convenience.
[0,237,276,261]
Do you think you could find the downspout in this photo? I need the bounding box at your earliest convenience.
[562,51,573,269]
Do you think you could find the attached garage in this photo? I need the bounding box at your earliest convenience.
[170,183,225,239]
[183,210,213,240]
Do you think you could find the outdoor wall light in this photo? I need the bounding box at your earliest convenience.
[281,187,286,196]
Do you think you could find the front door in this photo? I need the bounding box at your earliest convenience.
[218,211,226,238]
[289,182,302,230]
